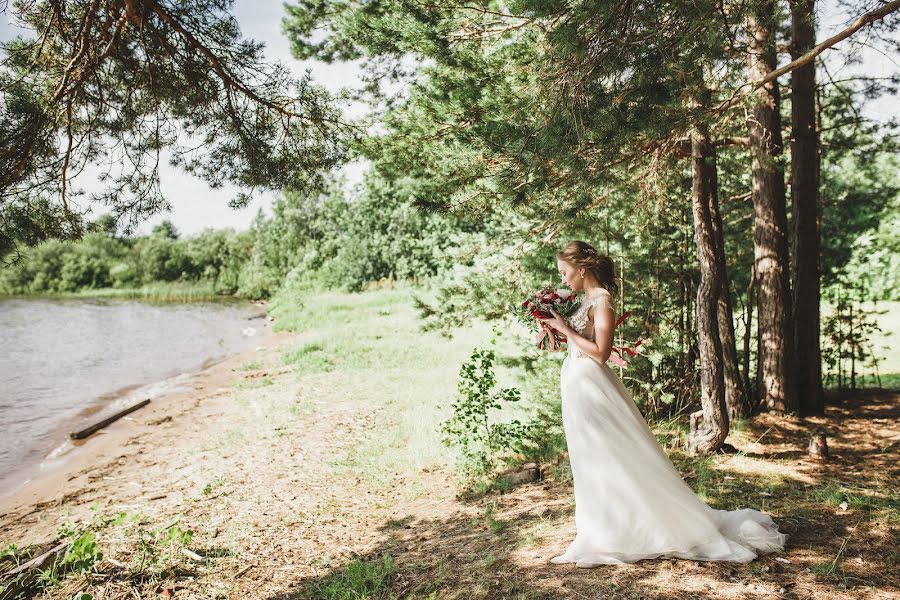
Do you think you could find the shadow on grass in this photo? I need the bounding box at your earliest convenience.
[264,497,598,600]
[265,473,897,598]
[261,392,899,599]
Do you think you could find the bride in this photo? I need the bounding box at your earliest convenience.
[537,240,787,568]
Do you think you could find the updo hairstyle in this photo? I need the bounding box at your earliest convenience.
[556,240,619,298]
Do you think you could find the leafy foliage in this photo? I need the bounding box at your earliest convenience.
[0,220,254,295]
[440,347,533,476]
[283,0,747,219]
[279,0,900,424]
[821,277,890,390]
[240,171,480,296]
[59,531,103,575]
[0,169,483,298]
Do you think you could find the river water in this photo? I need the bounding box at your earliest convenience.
[0,297,266,494]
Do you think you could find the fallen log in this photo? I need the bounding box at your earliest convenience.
[498,462,542,487]
[70,399,151,440]
[1,541,69,600]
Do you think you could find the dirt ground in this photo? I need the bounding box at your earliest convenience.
[1,321,897,599]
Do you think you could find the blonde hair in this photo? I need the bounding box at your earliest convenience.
[556,240,619,298]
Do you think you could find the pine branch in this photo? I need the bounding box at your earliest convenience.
[714,0,900,113]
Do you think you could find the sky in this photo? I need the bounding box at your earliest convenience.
[0,1,368,237]
[0,1,897,237]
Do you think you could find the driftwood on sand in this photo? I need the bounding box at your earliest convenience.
[70,399,151,440]
[0,541,69,600]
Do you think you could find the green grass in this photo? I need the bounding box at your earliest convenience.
[828,372,900,391]
[869,301,900,373]
[201,476,226,496]
[274,287,446,378]
[282,341,334,374]
[666,450,900,530]
[848,371,900,391]
[302,555,397,600]
[266,284,539,493]
[808,481,900,513]
[1,280,240,302]
[231,375,274,389]
[483,502,508,535]
[2,508,203,596]
[876,372,900,390]
[822,299,900,390]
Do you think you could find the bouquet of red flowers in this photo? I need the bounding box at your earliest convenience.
[517,287,579,351]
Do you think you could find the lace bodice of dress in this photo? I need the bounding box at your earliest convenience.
[565,291,613,358]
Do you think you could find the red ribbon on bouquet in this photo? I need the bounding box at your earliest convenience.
[607,310,644,368]
[536,321,567,352]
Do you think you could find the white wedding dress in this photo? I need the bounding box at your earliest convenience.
[551,290,787,567]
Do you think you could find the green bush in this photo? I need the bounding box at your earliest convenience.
[0,217,255,296]
[440,347,533,476]
[239,173,477,297]
[1,172,483,299]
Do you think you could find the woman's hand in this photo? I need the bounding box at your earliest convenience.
[538,308,569,334]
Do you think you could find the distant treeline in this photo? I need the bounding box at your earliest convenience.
[0,174,480,299]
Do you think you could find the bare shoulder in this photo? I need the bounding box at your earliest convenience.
[593,289,614,304]
[588,290,615,319]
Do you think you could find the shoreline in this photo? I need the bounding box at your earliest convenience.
[0,284,248,303]
[0,313,299,527]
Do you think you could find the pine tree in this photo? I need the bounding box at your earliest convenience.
[790,0,824,415]
[1,0,352,263]
[746,0,797,414]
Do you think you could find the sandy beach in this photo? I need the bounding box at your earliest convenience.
[0,312,294,539]
[0,287,484,598]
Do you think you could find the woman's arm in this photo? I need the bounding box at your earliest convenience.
[550,302,616,363]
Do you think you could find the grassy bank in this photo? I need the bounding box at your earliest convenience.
[266,282,546,488]
[0,280,245,303]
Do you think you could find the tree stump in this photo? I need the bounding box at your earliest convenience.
[689,410,704,437]
[687,410,705,455]
[808,432,829,460]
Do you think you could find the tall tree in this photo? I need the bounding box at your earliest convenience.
[790,0,824,415]
[688,118,729,453]
[284,0,758,451]
[746,0,797,414]
[709,155,749,421]
[282,0,899,432]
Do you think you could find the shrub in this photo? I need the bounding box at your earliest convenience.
[440,347,533,476]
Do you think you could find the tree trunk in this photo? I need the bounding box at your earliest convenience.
[849,302,857,389]
[688,123,729,454]
[747,2,798,414]
[742,264,756,405]
[790,0,825,416]
[708,167,749,420]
